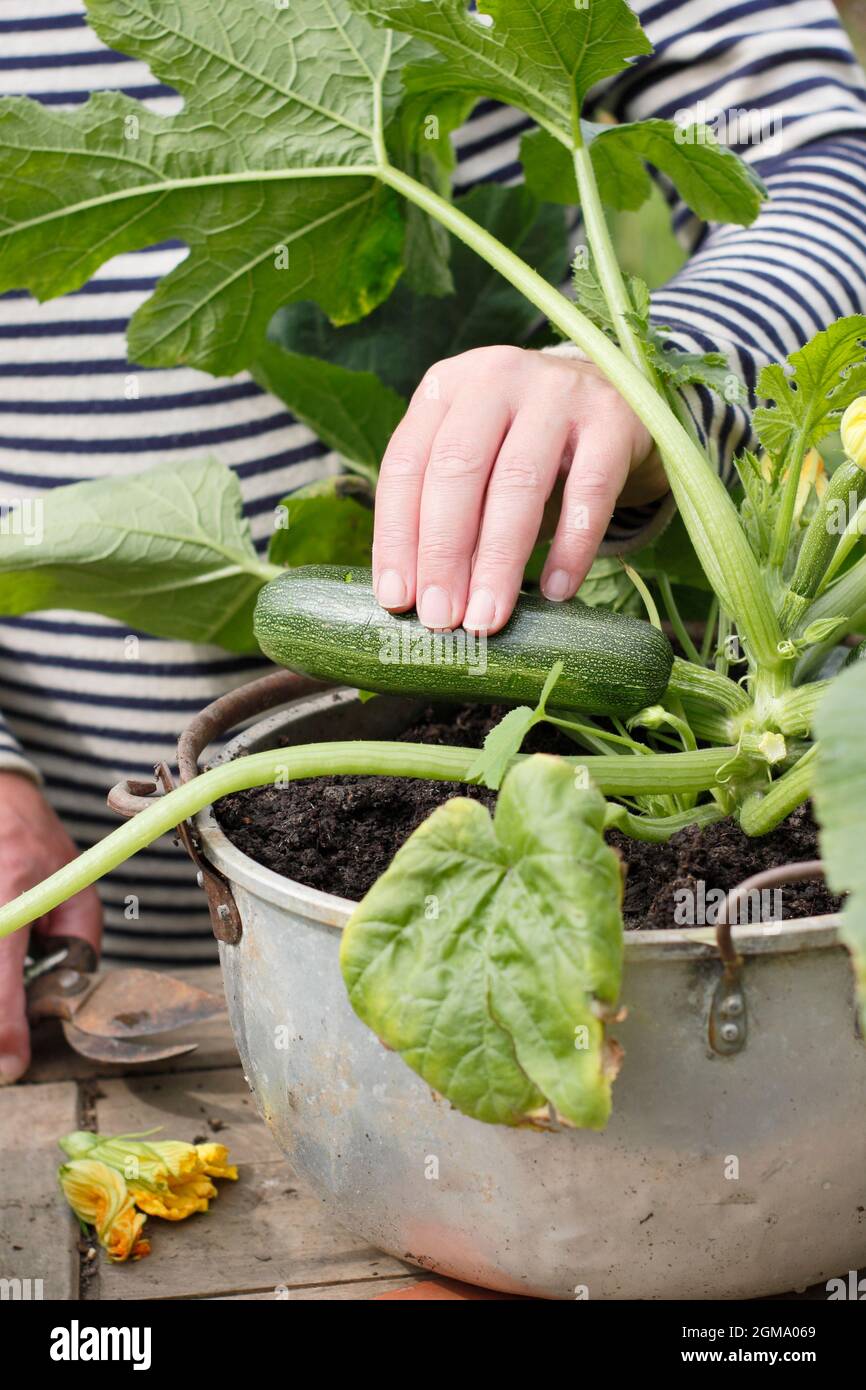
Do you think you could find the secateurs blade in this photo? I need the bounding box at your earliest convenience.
[25,936,224,1064]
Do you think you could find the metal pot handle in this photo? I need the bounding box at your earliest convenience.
[709,859,826,1056]
[107,670,329,944]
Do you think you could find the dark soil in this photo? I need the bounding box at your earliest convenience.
[215,703,841,927]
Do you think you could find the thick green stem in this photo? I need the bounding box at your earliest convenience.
[667,657,750,714]
[379,165,782,672]
[773,681,832,736]
[0,738,774,938]
[665,657,749,743]
[571,143,649,376]
[737,746,817,836]
[604,802,725,842]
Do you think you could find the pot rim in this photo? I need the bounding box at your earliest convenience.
[195,686,842,963]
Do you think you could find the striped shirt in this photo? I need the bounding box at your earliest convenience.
[1,0,866,961]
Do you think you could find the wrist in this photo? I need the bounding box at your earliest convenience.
[619,445,670,507]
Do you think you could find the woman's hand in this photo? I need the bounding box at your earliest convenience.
[0,773,102,1083]
[373,345,668,634]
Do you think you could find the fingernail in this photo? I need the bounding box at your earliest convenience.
[376,569,406,609]
[0,1054,25,1086]
[542,569,572,601]
[418,585,453,630]
[463,588,496,633]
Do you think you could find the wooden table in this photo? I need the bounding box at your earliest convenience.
[0,965,433,1302]
[1,964,848,1302]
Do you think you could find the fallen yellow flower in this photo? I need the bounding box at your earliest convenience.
[59,1158,150,1263]
[58,1130,238,1256]
[59,1130,237,1210]
[129,1174,217,1221]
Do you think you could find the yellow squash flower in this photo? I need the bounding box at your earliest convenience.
[59,1158,150,1263]
[59,1131,237,1218]
[842,397,866,469]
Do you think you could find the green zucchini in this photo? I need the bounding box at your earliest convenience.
[254,565,674,718]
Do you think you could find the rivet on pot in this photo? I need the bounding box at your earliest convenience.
[196,870,204,888]
[708,974,748,1055]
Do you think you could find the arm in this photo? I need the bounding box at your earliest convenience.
[601,0,866,482]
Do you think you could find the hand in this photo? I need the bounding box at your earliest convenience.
[0,773,102,1083]
[373,345,668,634]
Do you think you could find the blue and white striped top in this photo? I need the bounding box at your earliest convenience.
[2,0,866,961]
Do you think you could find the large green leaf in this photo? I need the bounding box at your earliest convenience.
[269,476,374,567]
[0,0,438,374]
[0,459,273,651]
[522,120,765,224]
[351,0,651,140]
[755,317,866,460]
[358,0,762,226]
[340,755,624,1128]
[268,183,569,398]
[251,343,405,478]
[389,88,477,296]
[813,663,866,1027]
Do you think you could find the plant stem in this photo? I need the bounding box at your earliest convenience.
[796,551,866,638]
[604,801,725,843]
[658,575,702,665]
[667,656,750,714]
[379,165,782,672]
[0,738,773,938]
[571,143,649,377]
[737,746,818,836]
[779,459,866,630]
[622,562,662,629]
[817,496,866,593]
[545,714,647,754]
[773,680,832,736]
[715,608,733,675]
[700,596,720,664]
[768,431,808,572]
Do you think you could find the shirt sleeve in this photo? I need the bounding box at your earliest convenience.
[0,710,42,784]
[549,0,866,552]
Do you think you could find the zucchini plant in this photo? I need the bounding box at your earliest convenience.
[1,0,866,1129]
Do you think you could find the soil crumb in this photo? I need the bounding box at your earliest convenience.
[215,703,840,926]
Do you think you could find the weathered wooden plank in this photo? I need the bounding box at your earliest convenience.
[94,1066,279,1163]
[95,1069,411,1299]
[0,1081,80,1299]
[212,1276,423,1300]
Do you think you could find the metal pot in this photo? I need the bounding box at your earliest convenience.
[114,673,866,1299]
